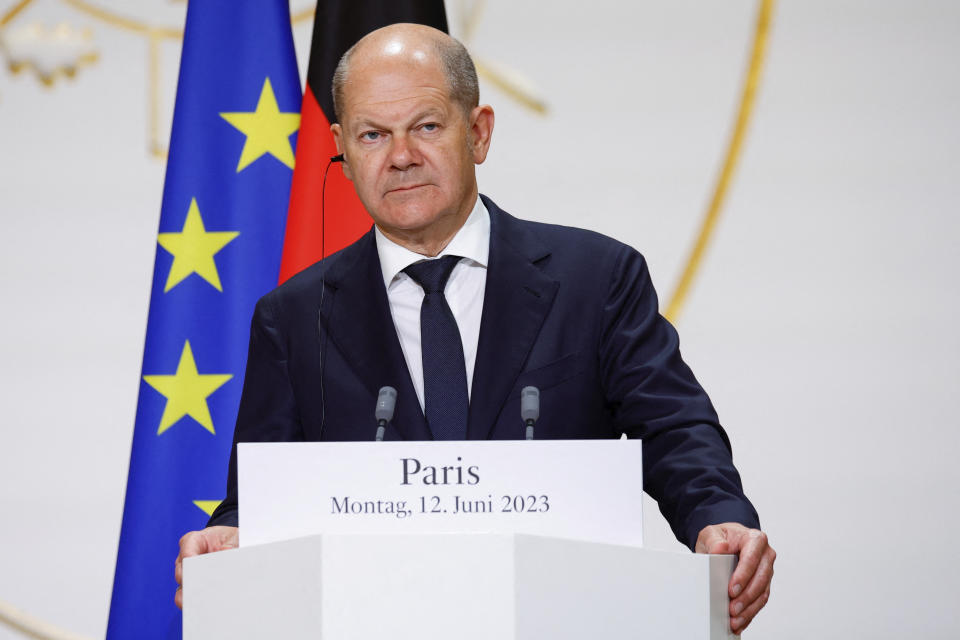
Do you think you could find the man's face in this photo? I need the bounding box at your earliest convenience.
[332,56,486,236]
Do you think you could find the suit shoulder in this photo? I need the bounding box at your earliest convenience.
[504,215,644,280]
[259,232,369,308]
[519,217,635,253]
[485,197,638,259]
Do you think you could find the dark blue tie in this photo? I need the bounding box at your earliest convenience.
[403,255,468,440]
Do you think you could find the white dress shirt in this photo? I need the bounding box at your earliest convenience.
[375,196,490,411]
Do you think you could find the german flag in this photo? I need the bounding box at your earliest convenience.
[279,0,448,283]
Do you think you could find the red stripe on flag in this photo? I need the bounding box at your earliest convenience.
[279,86,371,284]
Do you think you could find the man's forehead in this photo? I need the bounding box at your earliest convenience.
[342,61,450,119]
[349,52,444,88]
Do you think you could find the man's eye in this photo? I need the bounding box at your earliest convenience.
[421,123,439,132]
[361,131,381,141]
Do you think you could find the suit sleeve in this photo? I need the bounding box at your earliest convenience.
[598,245,760,549]
[207,293,305,528]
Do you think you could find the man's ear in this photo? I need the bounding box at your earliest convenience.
[469,105,495,165]
[330,123,353,181]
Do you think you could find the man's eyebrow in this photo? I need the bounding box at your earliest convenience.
[412,108,445,121]
[351,108,447,130]
[352,118,381,130]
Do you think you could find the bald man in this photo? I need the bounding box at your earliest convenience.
[176,24,775,634]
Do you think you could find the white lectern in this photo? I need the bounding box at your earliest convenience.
[184,532,736,639]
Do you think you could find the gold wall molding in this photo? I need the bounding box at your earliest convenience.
[664,0,775,323]
[0,0,32,27]
[457,0,549,114]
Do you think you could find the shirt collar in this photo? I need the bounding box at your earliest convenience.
[374,195,490,290]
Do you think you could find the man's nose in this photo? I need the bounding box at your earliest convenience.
[388,134,420,170]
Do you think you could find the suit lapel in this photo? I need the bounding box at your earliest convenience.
[467,199,558,439]
[322,231,431,441]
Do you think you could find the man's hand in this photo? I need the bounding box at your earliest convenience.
[174,525,239,609]
[696,523,775,635]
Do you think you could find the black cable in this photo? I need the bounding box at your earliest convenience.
[316,154,342,438]
[321,153,345,260]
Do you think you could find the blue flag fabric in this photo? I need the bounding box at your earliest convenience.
[108,3,300,637]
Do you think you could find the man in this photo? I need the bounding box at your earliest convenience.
[176,23,775,633]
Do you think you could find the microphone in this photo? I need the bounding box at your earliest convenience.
[374,386,397,441]
[330,153,344,162]
[521,386,539,440]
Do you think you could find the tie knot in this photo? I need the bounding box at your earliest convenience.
[404,255,462,294]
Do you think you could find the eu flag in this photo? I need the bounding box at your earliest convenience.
[108,2,300,637]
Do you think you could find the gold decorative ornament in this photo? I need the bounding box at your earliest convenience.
[0,0,99,87]
[1,20,97,85]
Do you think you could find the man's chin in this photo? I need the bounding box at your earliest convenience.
[377,192,441,222]
[373,203,440,231]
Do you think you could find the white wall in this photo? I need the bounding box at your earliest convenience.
[1,1,957,637]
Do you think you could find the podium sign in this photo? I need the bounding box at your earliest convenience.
[238,440,643,547]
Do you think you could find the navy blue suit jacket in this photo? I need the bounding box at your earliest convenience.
[209,196,759,548]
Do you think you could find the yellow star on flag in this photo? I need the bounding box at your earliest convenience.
[220,77,301,172]
[157,198,239,293]
[143,340,233,435]
[193,500,222,517]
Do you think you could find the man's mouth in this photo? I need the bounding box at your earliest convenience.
[386,184,428,194]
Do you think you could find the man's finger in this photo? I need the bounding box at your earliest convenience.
[174,527,240,608]
[175,586,183,610]
[729,529,768,597]
[732,546,775,611]
[695,525,730,554]
[731,586,770,634]
[178,531,210,559]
